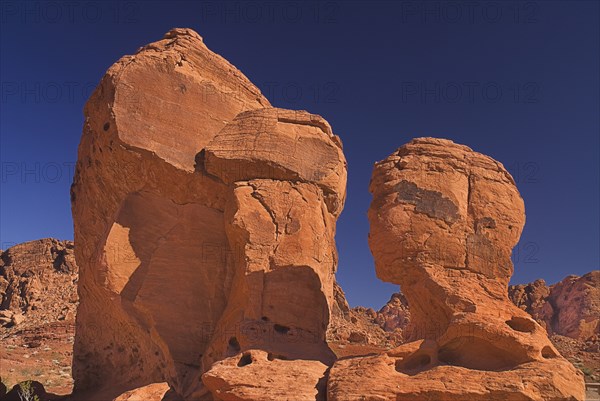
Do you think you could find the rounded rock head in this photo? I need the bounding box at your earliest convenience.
[368,138,525,287]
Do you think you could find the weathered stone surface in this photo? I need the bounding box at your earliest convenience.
[202,349,328,401]
[71,28,270,399]
[201,180,337,368]
[509,279,552,332]
[329,352,583,401]
[328,138,585,401]
[72,28,344,401]
[204,108,346,215]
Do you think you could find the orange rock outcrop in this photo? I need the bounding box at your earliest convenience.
[71,27,587,401]
[327,138,585,401]
[71,28,344,400]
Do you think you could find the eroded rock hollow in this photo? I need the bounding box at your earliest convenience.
[71,28,345,400]
[327,138,585,401]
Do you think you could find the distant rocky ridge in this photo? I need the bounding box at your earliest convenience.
[0,239,78,396]
[0,238,77,329]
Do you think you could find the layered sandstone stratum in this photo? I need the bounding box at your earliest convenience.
[0,28,593,401]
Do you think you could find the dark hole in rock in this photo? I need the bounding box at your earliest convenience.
[238,352,252,367]
[273,324,290,334]
[194,149,206,173]
[103,122,110,131]
[227,337,241,356]
[261,316,269,321]
[478,217,497,229]
[506,316,536,333]
[267,353,288,361]
[541,346,558,359]
[438,337,519,371]
[396,353,431,374]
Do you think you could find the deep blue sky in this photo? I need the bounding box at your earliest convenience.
[1,1,598,308]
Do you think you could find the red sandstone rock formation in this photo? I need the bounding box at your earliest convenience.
[71,28,270,399]
[327,138,585,401]
[71,28,344,401]
[358,271,599,346]
[69,27,591,401]
[199,108,345,370]
[374,291,411,334]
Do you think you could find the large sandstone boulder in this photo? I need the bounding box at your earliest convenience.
[72,28,269,399]
[328,138,585,401]
[72,28,345,401]
[200,108,345,367]
[202,350,328,401]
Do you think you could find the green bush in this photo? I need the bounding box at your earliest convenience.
[18,381,40,401]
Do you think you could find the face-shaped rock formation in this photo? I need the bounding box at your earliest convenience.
[71,29,345,400]
[327,138,585,401]
[72,29,585,401]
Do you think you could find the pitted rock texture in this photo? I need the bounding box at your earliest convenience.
[72,28,345,401]
[327,138,585,401]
